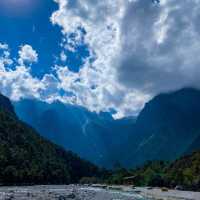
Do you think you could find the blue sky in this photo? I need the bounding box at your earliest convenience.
[0,0,60,77]
[0,0,200,118]
[0,0,89,78]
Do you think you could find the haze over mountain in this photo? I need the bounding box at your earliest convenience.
[14,99,135,168]
[14,88,200,168]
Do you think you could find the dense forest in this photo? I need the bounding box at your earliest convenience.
[0,94,105,185]
[107,151,200,191]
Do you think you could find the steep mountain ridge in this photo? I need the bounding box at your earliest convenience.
[0,93,101,185]
[123,88,200,166]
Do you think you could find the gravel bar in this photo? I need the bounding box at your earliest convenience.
[0,185,199,200]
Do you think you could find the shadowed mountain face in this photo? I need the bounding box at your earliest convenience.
[14,88,200,168]
[122,88,200,167]
[14,100,135,168]
[0,93,101,185]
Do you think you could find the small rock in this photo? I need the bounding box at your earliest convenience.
[58,195,67,200]
[66,193,76,199]
[161,187,169,192]
[58,194,76,200]
[5,196,14,200]
[175,185,184,191]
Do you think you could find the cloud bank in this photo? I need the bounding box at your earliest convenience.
[1,0,200,118]
[118,0,200,94]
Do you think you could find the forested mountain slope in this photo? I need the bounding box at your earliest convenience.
[0,94,101,185]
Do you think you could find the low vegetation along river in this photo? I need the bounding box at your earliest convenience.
[0,185,199,200]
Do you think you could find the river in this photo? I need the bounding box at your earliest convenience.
[0,185,199,200]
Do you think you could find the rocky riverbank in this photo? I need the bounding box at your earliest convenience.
[133,187,200,200]
[0,185,144,200]
[0,185,199,200]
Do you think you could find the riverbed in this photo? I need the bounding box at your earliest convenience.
[0,185,199,200]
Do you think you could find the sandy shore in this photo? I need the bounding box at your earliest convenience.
[0,185,199,200]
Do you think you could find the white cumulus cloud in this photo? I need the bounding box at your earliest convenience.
[51,0,150,118]
[0,44,58,102]
[18,44,38,66]
[50,0,200,118]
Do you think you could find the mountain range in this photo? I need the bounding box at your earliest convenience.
[14,100,135,168]
[14,88,200,168]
